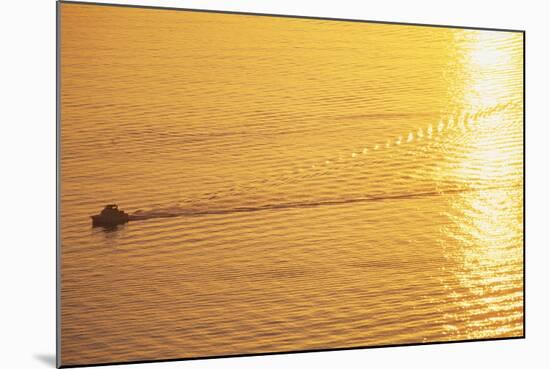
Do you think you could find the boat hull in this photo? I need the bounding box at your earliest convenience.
[91,214,129,227]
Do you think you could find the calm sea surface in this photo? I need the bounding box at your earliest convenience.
[60,4,523,366]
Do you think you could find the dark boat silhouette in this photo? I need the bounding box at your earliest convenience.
[91,204,129,227]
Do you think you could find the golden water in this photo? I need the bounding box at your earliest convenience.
[59,3,523,366]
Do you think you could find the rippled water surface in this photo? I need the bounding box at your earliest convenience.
[59,3,523,366]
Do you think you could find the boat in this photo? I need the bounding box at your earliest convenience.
[91,204,129,227]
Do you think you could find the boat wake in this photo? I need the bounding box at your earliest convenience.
[127,184,516,222]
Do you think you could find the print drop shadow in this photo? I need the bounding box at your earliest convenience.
[33,353,56,367]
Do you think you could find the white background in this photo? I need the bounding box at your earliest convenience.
[1,0,548,368]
